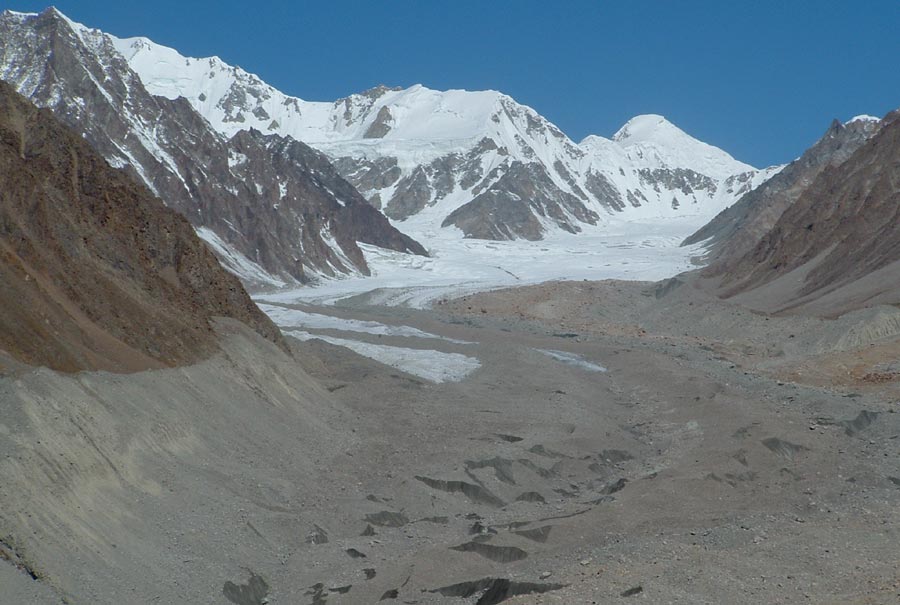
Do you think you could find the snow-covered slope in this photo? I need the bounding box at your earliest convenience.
[113,34,779,241]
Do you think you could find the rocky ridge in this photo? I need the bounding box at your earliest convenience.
[0,8,425,287]
[717,111,900,315]
[685,115,882,274]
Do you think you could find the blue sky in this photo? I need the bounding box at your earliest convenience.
[5,1,900,167]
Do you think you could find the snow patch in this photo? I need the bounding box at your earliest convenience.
[286,330,480,382]
[196,227,286,288]
[227,149,248,168]
[258,303,471,343]
[535,349,607,372]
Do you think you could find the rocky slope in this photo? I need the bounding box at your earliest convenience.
[0,79,282,372]
[685,115,881,273]
[714,111,900,316]
[111,30,778,240]
[0,8,425,287]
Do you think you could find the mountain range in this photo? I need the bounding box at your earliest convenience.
[0,7,778,287]
[115,33,778,239]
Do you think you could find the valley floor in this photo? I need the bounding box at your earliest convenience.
[3,276,900,604]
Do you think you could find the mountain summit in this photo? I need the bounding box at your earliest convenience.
[613,114,695,144]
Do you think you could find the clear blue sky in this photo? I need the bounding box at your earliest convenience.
[5,1,900,167]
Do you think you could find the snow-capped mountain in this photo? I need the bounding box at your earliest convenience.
[0,8,425,287]
[112,34,779,241]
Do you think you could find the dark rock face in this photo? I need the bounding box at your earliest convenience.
[363,105,393,138]
[583,170,626,211]
[225,130,425,278]
[387,165,434,220]
[441,162,599,240]
[0,8,424,285]
[332,156,403,208]
[718,113,900,314]
[638,167,716,198]
[0,80,283,372]
[686,117,881,276]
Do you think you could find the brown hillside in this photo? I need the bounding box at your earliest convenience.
[0,80,284,372]
[720,112,900,315]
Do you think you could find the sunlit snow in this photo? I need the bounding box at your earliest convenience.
[258,216,708,308]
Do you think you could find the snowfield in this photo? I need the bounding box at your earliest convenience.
[256,303,472,343]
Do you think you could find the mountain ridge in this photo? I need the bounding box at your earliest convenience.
[718,110,900,316]
[685,114,883,274]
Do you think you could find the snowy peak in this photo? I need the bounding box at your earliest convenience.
[111,35,509,146]
[110,35,225,101]
[110,33,277,120]
[613,114,680,144]
[107,31,562,153]
[611,114,755,177]
[331,84,507,142]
